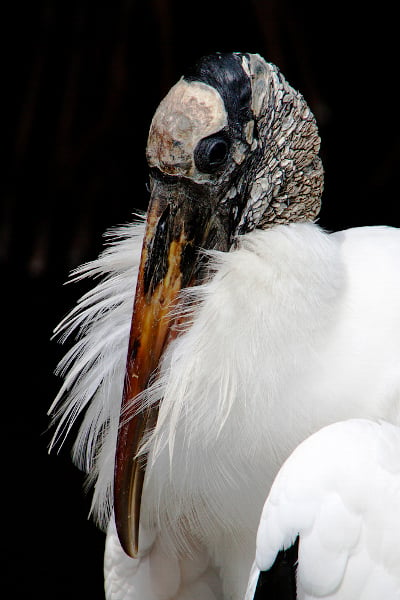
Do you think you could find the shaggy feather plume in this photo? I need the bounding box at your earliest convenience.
[49,217,145,526]
[50,219,342,534]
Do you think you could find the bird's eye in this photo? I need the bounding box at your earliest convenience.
[194,134,230,173]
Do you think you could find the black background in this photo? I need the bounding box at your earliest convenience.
[4,1,399,598]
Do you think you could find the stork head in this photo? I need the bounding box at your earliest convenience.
[114,52,323,557]
[147,52,323,244]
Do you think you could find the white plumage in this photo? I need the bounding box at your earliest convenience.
[52,220,400,599]
[246,419,400,599]
[49,52,400,599]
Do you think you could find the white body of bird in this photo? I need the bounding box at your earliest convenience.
[246,419,400,599]
[53,220,400,599]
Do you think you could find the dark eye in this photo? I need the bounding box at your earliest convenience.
[194,134,230,173]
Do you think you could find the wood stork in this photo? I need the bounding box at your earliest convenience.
[49,52,400,599]
[245,419,400,599]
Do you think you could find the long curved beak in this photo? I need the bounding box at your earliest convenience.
[114,175,224,557]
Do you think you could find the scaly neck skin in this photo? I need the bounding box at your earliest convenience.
[234,55,324,236]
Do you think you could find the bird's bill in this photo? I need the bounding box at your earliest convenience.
[114,176,215,558]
